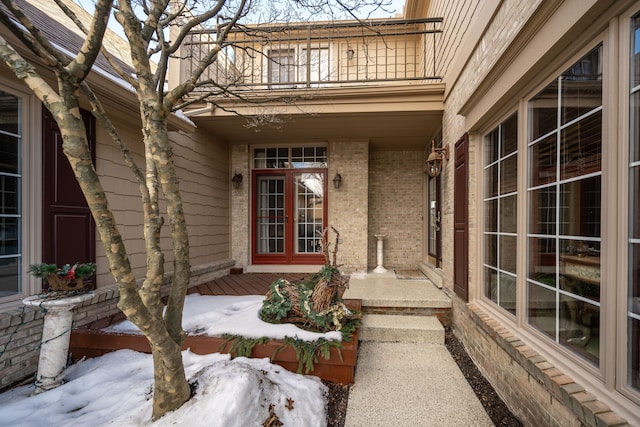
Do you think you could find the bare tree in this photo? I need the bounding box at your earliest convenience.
[0,0,391,420]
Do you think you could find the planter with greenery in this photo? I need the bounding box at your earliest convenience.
[28,262,97,292]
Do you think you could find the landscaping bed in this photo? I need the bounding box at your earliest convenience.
[69,299,361,384]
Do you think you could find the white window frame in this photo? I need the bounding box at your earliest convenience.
[0,83,41,310]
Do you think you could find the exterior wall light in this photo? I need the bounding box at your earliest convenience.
[426,140,449,177]
[231,172,243,188]
[346,46,355,61]
[333,173,343,189]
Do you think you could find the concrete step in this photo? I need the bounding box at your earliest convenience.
[358,314,444,344]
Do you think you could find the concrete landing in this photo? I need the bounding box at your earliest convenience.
[344,271,451,309]
[359,314,444,344]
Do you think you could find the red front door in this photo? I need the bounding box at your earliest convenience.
[252,169,327,264]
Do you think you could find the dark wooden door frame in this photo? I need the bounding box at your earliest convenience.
[42,108,96,289]
[453,133,469,301]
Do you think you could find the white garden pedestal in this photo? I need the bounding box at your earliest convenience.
[373,234,388,273]
[23,293,93,394]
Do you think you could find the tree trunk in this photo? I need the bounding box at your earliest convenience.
[149,340,191,419]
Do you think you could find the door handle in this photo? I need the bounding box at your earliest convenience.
[432,211,441,232]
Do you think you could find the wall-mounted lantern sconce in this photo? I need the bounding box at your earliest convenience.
[231,171,243,188]
[333,173,343,189]
[346,46,355,61]
[426,140,449,177]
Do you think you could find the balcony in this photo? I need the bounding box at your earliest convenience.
[181,17,443,96]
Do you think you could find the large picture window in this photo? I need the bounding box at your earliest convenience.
[527,45,602,365]
[0,90,22,300]
[628,13,640,393]
[483,112,518,314]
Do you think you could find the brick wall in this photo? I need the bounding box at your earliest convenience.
[230,144,250,268]
[328,141,369,273]
[368,150,423,270]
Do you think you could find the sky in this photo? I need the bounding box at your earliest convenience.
[73,0,407,23]
[0,293,344,426]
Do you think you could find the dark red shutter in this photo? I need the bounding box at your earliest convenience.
[453,133,469,301]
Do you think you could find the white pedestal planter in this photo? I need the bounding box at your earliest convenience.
[373,234,388,273]
[23,293,93,394]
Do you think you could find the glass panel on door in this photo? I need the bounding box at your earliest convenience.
[256,176,285,254]
[294,172,324,254]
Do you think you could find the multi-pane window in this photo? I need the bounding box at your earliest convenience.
[483,113,518,314]
[295,173,324,253]
[268,49,295,85]
[0,90,21,299]
[628,14,640,393]
[527,45,602,365]
[254,146,327,169]
[256,176,285,254]
[267,47,330,87]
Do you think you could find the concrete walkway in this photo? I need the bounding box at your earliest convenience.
[342,272,493,426]
[344,342,493,426]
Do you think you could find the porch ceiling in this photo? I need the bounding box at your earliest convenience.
[191,110,442,150]
[186,83,444,151]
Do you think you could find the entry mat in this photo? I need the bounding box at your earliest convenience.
[394,269,427,279]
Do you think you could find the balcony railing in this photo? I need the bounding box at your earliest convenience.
[182,18,443,94]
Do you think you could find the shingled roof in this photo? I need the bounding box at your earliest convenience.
[2,0,136,80]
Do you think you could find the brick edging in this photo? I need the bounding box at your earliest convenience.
[466,303,630,427]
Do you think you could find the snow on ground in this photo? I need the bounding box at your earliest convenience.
[103,294,343,342]
[0,294,336,427]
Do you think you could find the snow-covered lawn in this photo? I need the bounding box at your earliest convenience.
[0,294,340,427]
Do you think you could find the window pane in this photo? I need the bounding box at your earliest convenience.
[254,147,288,169]
[559,294,599,364]
[631,166,640,239]
[529,134,557,187]
[629,316,640,390]
[528,282,557,338]
[291,146,327,168]
[0,175,18,214]
[0,134,19,174]
[530,82,558,140]
[499,272,517,314]
[484,234,497,267]
[0,217,19,255]
[632,14,640,87]
[485,129,499,164]
[0,257,20,297]
[560,111,602,180]
[485,199,497,233]
[501,113,518,156]
[500,154,517,194]
[484,164,498,198]
[484,266,498,303]
[558,176,601,238]
[559,239,600,302]
[561,45,602,124]
[0,93,19,135]
[528,237,556,286]
[529,186,556,235]
[294,172,324,254]
[632,92,640,163]
[499,235,517,274]
[499,195,516,234]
